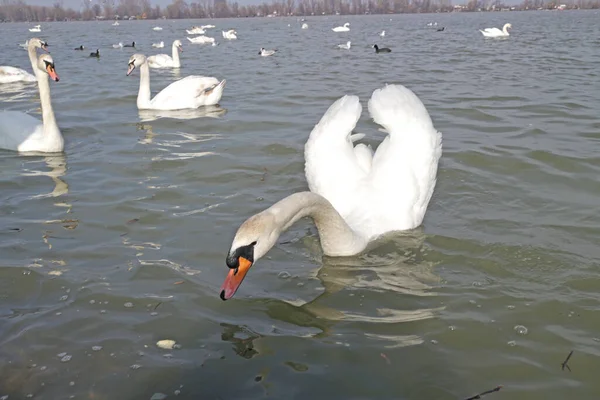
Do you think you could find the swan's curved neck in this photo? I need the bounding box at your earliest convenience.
[137,62,152,109]
[171,44,181,67]
[31,60,60,145]
[269,192,367,257]
[503,25,510,34]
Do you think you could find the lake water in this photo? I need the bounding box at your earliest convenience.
[1,10,600,399]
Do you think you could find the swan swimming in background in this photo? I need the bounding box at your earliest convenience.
[29,25,41,32]
[127,53,226,110]
[222,30,237,39]
[187,35,215,44]
[0,51,62,153]
[148,40,182,68]
[0,38,48,83]
[337,41,351,50]
[332,22,350,32]
[301,23,308,29]
[480,23,512,37]
[152,41,165,48]
[201,24,216,29]
[259,48,276,56]
[219,84,442,300]
[112,42,123,48]
[186,27,205,34]
[112,21,119,26]
[153,26,163,31]
[380,30,385,37]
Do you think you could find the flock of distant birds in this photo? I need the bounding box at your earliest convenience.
[0,19,513,153]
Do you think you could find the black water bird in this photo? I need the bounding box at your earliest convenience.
[74,45,84,50]
[124,41,135,48]
[90,49,100,57]
[373,44,391,53]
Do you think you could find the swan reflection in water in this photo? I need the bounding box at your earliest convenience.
[138,105,227,123]
[21,153,69,199]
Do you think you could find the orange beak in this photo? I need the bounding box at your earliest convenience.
[46,64,59,81]
[127,63,135,76]
[220,257,252,300]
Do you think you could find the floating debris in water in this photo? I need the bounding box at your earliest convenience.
[380,353,391,365]
[89,300,96,304]
[449,325,456,331]
[150,393,167,400]
[156,340,177,350]
[507,340,516,347]
[130,364,142,370]
[59,295,68,301]
[562,350,574,372]
[92,346,103,351]
[277,271,291,279]
[507,305,515,310]
[464,385,502,400]
[69,381,75,386]
[514,325,528,335]
[60,355,72,362]
[124,302,134,308]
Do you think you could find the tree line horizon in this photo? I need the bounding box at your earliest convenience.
[0,0,598,22]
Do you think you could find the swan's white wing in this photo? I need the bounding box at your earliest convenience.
[147,54,173,67]
[0,66,35,83]
[304,95,368,218]
[353,143,373,174]
[151,75,220,109]
[482,27,502,35]
[0,111,42,151]
[367,85,442,231]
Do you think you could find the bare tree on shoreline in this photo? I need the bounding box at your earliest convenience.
[0,0,597,22]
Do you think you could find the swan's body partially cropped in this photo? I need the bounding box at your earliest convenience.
[480,23,512,37]
[148,40,182,68]
[222,30,237,39]
[152,41,165,48]
[127,53,226,110]
[0,50,62,153]
[332,22,350,32]
[337,41,351,50]
[0,38,48,84]
[187,35,215,44]
[221,84,442,300]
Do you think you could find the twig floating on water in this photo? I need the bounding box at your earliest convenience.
[464,385,502,400]
[380,353,391,365]
[153,302,162,311]
[562,350,573,372]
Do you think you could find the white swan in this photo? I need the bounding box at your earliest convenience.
[127,54,226,110]
[332,23,350,32]
[187,36,215,44]
[0,37,48,83]
[201,24,216,29]
[220,84,442,300]
[186,27,205,35]
[337,41,351,50]
[29,25,41,32]
[152,41,165,48]
[153,26,163,31]
[222,30,237,40]
[259,48,276,57]
[112,42,123,49]
[480,23,512,37]
[301,23,308,29]
[380,30,386,37]
[0,53,62,153]
[112,21,119,26]
[148,40,182,68]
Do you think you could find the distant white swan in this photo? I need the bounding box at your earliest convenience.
[380,30,385,37]
[219,84,442,300]
[127,53,226,110]
[152,41,165,48]
[0,50,62,153]
[332,23,350,32]
[148,40,182,68]
[29,25,41,32]
[301,23,308,29]
[259,48,276,56]
[112,42,123,49]
[480,23,512,37]
[112,21,119,26]
[153,26,163,31]
[337,41,351,50]
[187,36,215,44]
[186,27,205,35]
[202,24,216,29]
[222,30,237,40]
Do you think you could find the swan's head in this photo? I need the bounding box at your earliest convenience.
[173,39,183,52]
[221,212,279,300]
[38,54,59,81]
[504,23,512,30]
[127,54,146,76]
[29,38,49,52]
